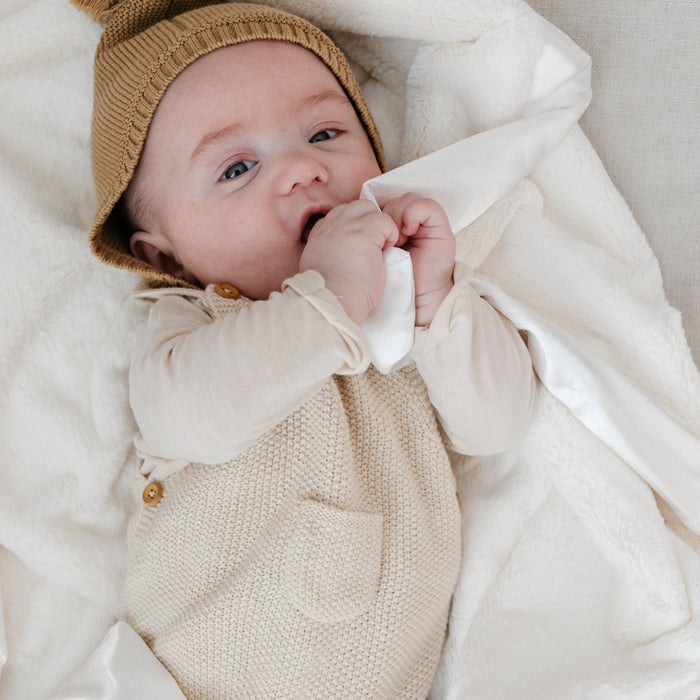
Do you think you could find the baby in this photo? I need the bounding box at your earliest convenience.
[83,0,536,696]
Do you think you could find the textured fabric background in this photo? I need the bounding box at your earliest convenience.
[528,0,699,365]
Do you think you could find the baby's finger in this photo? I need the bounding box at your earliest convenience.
[308,206,399,252]
[324,198,381,222]
[400,198,449,240]
[379,193,422,243]
[362,210,400,250]
[379,193,419,222]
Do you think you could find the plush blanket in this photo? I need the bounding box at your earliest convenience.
[1,0,699,698]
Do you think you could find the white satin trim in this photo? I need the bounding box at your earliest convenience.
[359,247,415,373]
[359,15,592,373]
[472,277,700,536]
[48,622,185,699]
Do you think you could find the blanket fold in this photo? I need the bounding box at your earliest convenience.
[358,12,591,371]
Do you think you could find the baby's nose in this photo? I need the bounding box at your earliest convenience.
[276,151,330,194]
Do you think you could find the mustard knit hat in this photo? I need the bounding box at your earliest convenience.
[73,0,384,288]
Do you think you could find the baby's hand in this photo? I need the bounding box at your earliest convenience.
[299,200,399,326]
[380,194,455,326]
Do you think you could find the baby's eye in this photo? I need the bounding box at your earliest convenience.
[221,159,256,180]
[309,129,339,143]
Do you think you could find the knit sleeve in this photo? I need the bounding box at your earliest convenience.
[130,270,371,466]
[411,263,537,455]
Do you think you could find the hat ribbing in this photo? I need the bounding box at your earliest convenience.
[75,0,384,288]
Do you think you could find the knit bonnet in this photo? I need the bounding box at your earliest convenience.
[73,0,385,288]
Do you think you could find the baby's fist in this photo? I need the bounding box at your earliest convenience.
[299,200,399,326]
[380,194,455,326]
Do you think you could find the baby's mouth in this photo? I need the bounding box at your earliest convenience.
[301,212,326,243]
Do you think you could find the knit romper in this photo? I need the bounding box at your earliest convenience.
[122,289,463,699]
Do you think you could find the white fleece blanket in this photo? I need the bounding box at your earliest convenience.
[1,0,700,698]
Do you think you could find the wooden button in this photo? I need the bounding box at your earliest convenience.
[143,482,163,506]
[214,283,240,299]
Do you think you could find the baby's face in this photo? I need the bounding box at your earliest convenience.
[130,40,381,297]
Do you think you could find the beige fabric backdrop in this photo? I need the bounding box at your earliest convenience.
[528,0,699,365]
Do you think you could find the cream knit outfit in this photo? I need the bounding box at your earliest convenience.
[123,264,536,698]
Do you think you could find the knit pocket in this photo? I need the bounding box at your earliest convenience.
[283,500,383,623]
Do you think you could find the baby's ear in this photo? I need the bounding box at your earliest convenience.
[130,230,198,285]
